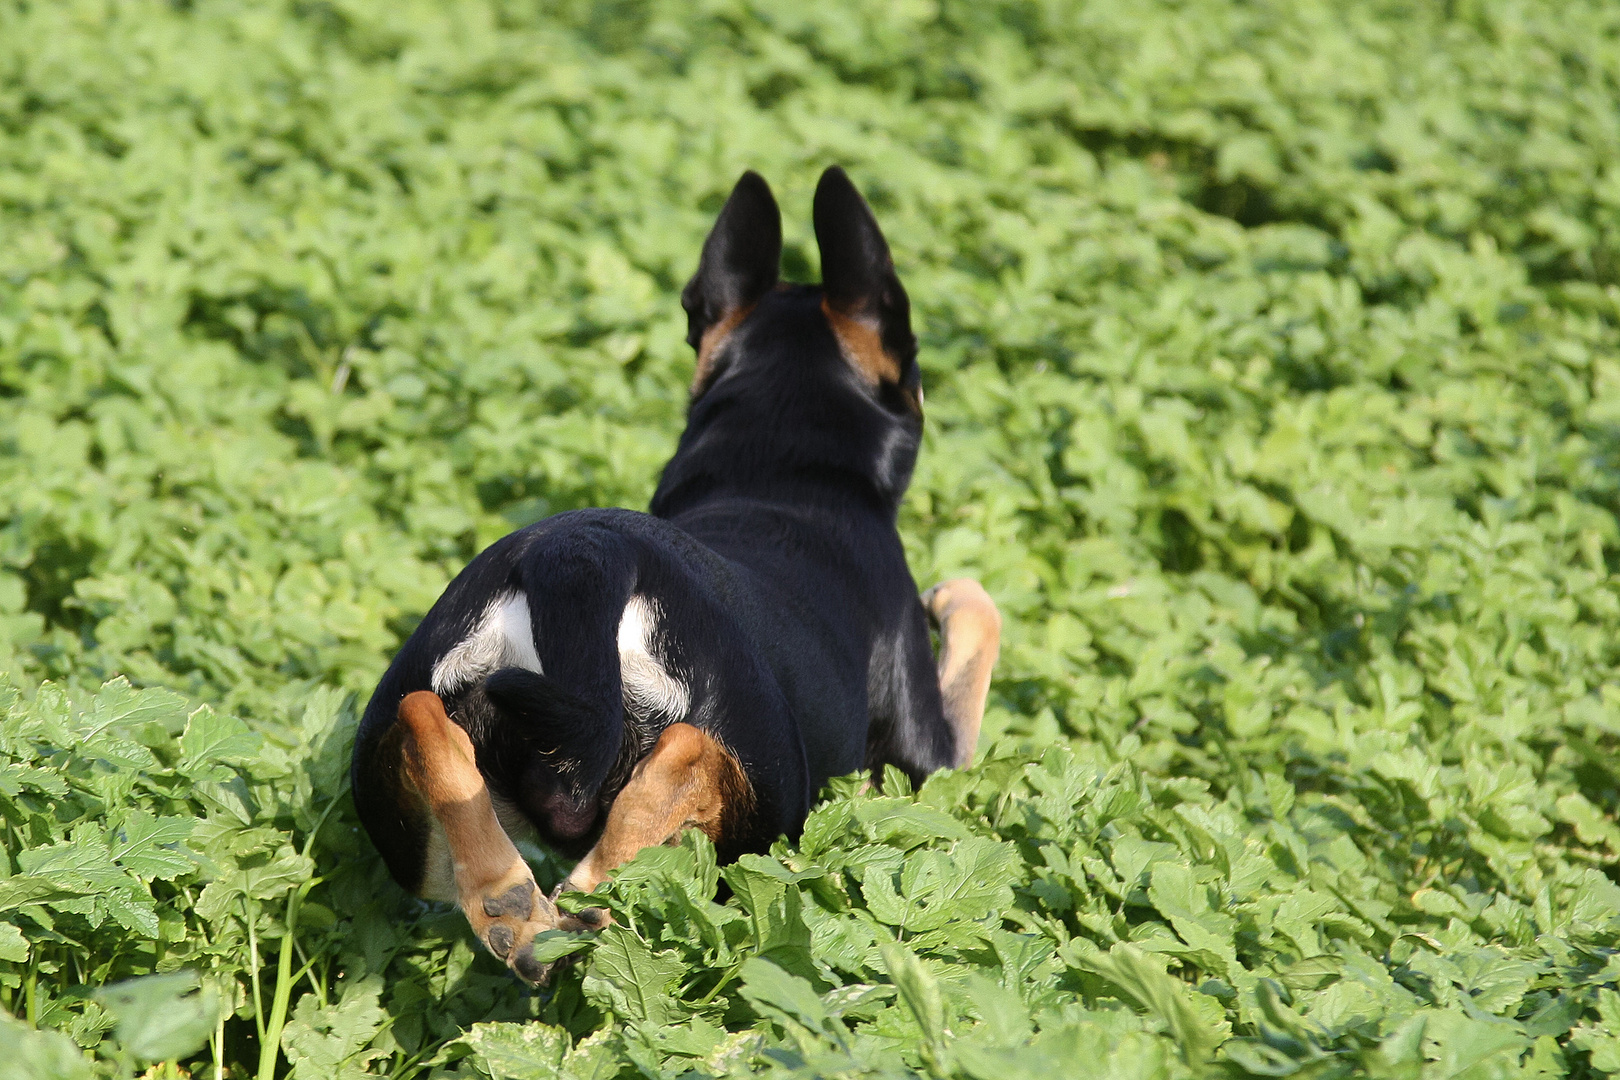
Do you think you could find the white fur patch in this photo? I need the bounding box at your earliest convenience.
[431,592,543,696]
[418,818,457,902]
[618,595,689,721]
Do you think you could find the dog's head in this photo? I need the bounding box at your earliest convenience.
[657,168,923,510]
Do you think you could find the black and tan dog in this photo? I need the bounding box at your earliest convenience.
[350,168,1001,983]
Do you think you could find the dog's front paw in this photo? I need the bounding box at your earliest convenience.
[464,874,562,985]
[554,898,613,934]
[550,873,616,935]
[504,901,610,984]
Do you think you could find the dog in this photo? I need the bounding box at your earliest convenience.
[350,167,1001,984]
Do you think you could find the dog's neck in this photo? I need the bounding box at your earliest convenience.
[648,394,919,524]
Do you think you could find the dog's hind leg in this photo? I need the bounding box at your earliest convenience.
[558,722,754,896]
[395,690,587,984]
[922,579,1002,768]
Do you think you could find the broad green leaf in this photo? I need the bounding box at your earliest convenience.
[0,1011,94,1080]
[177,706,260,781]
[581,926,685,1026]
[0,922,27,963]
[738,956,835,1040]
[282,975,388,1080]
[96,972,218,1063]
[109,812,195,880]
[530,929,595,965]
[85,678,191,737]
[881,944,948,1066]
[1061,940,1227,1062]
[460,1022,569,1080]
[861,836,1020,932]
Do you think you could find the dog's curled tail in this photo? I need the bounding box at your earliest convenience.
[478,666,622,841]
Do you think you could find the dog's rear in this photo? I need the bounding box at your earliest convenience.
[351,168,1001,983]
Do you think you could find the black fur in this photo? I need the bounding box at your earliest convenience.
[352,168,956,894]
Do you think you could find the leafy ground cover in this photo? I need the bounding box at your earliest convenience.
[6,0,1620,1075]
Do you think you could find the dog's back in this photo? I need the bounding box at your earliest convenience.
[350,168,998,984]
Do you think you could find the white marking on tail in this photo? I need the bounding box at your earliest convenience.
[431,592,542,696]
[618,595,689,721]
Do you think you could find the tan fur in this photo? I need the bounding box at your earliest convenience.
[561,722,752,895]
[821,297,900,386]
[396,691,585,984]
[691,303,756,395]
[922,579,1002,768]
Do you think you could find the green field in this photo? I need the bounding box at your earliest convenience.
[6,0,1620,1075]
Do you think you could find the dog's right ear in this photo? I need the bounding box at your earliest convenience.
[681,172,781,361]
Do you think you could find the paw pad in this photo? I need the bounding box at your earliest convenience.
[485,923,514,958]
[481,882,535,920]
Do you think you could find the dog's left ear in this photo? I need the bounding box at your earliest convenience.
[813,167,917,378]
[682,171,782,354]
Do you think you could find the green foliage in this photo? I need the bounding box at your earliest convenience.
[5,0,1620,1075]
[97,972,221,1064]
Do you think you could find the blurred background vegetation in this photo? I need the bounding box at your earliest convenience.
[6,0,1620,1076]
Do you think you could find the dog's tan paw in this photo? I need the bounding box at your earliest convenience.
[551,876,615,933]
[558,903,613,931]
[465,876,561,984]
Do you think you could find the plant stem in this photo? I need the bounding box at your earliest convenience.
[256,877,319,1080]
[213,996,227,1080]
[696,963,740,1006]
[247,898,266,1047]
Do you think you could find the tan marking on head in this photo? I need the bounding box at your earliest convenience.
[691,303,757,395]
[921,579,1002,768]
[560,722,754,894]
[821,296,901,386]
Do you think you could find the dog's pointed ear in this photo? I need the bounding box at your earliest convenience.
[813,166,916,371]
[681,171,781,352]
